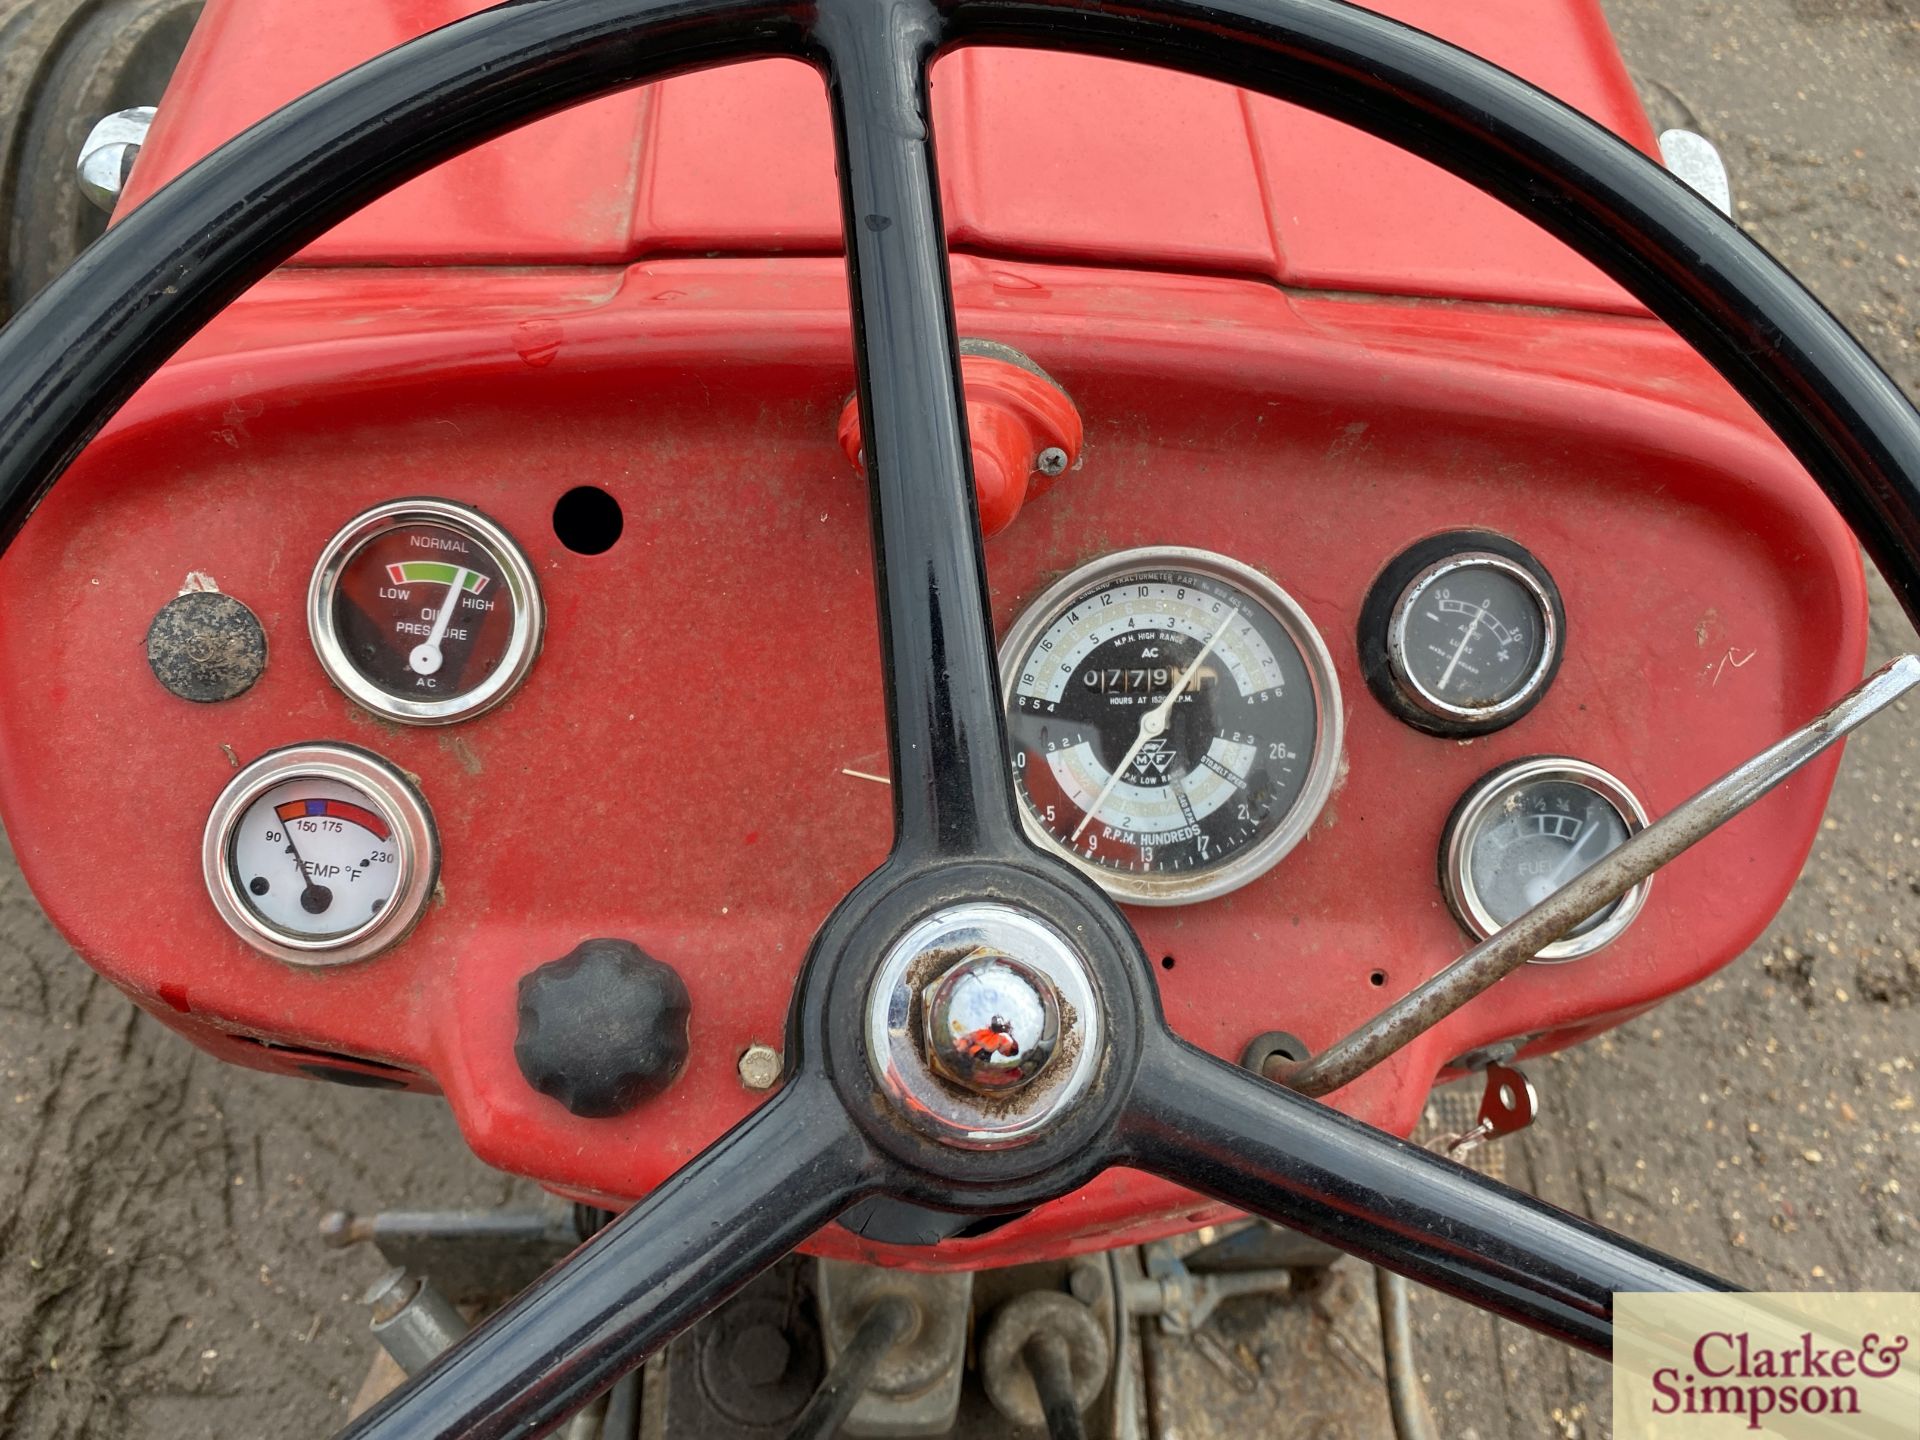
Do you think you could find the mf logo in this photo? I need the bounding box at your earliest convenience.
[1132,737,1175,776]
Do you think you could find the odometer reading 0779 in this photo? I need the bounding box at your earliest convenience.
[1000,548,1343,905]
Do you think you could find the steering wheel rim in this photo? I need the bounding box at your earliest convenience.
[3,0,1917,1436]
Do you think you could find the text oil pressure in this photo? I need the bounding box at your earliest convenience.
[309,498,543,725]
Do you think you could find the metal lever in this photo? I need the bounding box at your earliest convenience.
[1280,654,1920,1097]
[1124,1238,1296,1335]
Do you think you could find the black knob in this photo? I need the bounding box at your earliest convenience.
[514,940,691,1118]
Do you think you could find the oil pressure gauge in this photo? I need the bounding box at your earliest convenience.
[310,499,543,725]
[1441,756,1649,962]
[1360,531,1564,736]
[203,743,438,965]
[1000,546,1343,905]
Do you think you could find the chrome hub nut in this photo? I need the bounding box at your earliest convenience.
[921,952,1060,1094]
[868,903,1102,1149]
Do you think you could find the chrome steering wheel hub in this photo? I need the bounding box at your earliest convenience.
[868,903,1102,1148]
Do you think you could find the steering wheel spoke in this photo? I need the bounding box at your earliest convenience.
[1120,1033,1730,1354]
[816,0,1023,861]
[337,1077,875,1440]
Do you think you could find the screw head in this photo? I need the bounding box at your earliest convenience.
[1036,446,1070,477]
[922,953,1061,1095]
[737,1042,782,1091]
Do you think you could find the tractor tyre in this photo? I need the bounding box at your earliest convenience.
[0,0,202,321]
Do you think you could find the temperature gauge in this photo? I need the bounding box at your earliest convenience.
[310,499,543,725]
[1441,756,1649,962]
[203,743,438,965]
[1360,531,1563,736]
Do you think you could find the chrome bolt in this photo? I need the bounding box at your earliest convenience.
[1657,128,1732,218]
[1036,446,1070,477]
[75,107,156,214]
[737,1043,782,1091]
[869,903,1102,1148]
[922,952,1061,1095]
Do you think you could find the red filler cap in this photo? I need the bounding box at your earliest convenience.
[838,340,1083,537]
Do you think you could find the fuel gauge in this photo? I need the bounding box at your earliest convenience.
[310,499,543,725]
[1441,756,1650,961]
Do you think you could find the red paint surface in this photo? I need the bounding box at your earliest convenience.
[122,0,1654,310]
[0,0,1870,1269]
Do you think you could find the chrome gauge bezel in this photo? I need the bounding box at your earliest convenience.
[1388,552,1559,724]
[202,743,439,966]
[1359,530,1565,739]
[308,498,544,726]
[1441,755,1651,963]
[998,546,1344,906]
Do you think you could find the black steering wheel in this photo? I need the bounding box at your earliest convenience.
[3,0,1919,1436]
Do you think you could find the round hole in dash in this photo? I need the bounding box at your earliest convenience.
[1160,955,1176,971]
[552,486,624,555]
[1368,969,1388,987]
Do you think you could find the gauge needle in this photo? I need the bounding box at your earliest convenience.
[409,567,471,677]
[280,827,333,916]
[1071,605,1240,845]
[1436,604,1486,693]
[1545,820,1604,886]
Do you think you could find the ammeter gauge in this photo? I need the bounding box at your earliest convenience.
[999,546,1343,905]
[1360,531,1563,736]
[309,499,543,725]
[202,743,438,965]
[1440,756,1650,962]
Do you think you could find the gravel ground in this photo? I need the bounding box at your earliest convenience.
[0,2,1916,1436]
